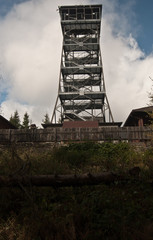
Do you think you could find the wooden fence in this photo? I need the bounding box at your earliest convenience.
[0,126,152,143]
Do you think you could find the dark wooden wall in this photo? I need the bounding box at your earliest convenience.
[0,126,152,143]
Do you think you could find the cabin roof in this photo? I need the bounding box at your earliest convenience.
[0,115,17,129]
[124,106,153,127]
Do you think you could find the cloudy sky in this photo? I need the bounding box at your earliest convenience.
[0,0,153,127]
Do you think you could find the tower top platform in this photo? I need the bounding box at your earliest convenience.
[59,5,102,21]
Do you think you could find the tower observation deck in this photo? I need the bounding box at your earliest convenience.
[51,5,114,124]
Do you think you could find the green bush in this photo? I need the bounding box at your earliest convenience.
[143,147,153,174]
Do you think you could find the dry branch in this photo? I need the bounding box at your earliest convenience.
[0,172,129,188]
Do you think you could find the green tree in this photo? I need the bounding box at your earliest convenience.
[42,113,50,124]
[10,110,21,128]
[149,77,153,105]
[148,77,153,144]
[22,112,30,129]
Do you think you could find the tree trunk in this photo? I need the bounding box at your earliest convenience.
[0,172,124,188]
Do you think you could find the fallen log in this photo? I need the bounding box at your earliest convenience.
[0,172,127,188]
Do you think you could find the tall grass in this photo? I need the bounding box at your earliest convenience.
[0,142,153,239]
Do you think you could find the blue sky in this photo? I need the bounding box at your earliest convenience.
[135,0,153,54]
[0,0,152,125]
[118,0,153,54]
[0,0,28,16]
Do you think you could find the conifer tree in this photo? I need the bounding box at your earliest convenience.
[42,113,50,124]
[148,78,153,135]
[10,110,21,128]
[149,77,153,105]
[22,112,30,129]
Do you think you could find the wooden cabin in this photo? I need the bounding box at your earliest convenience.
[124,106,153,127]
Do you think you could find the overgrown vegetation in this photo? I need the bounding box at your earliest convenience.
[0,142,153,240]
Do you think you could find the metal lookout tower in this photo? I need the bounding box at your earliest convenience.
[51,5,114,124]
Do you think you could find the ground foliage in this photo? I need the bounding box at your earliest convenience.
[0,142,153,239]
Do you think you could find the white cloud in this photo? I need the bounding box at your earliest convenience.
[0,0,153,126]
[102,17,153,122]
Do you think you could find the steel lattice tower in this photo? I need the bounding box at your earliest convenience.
[51,5,114,124]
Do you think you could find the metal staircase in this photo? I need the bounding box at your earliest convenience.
[51,4,114,124]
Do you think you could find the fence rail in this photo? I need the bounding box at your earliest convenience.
[0,127,152,143]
